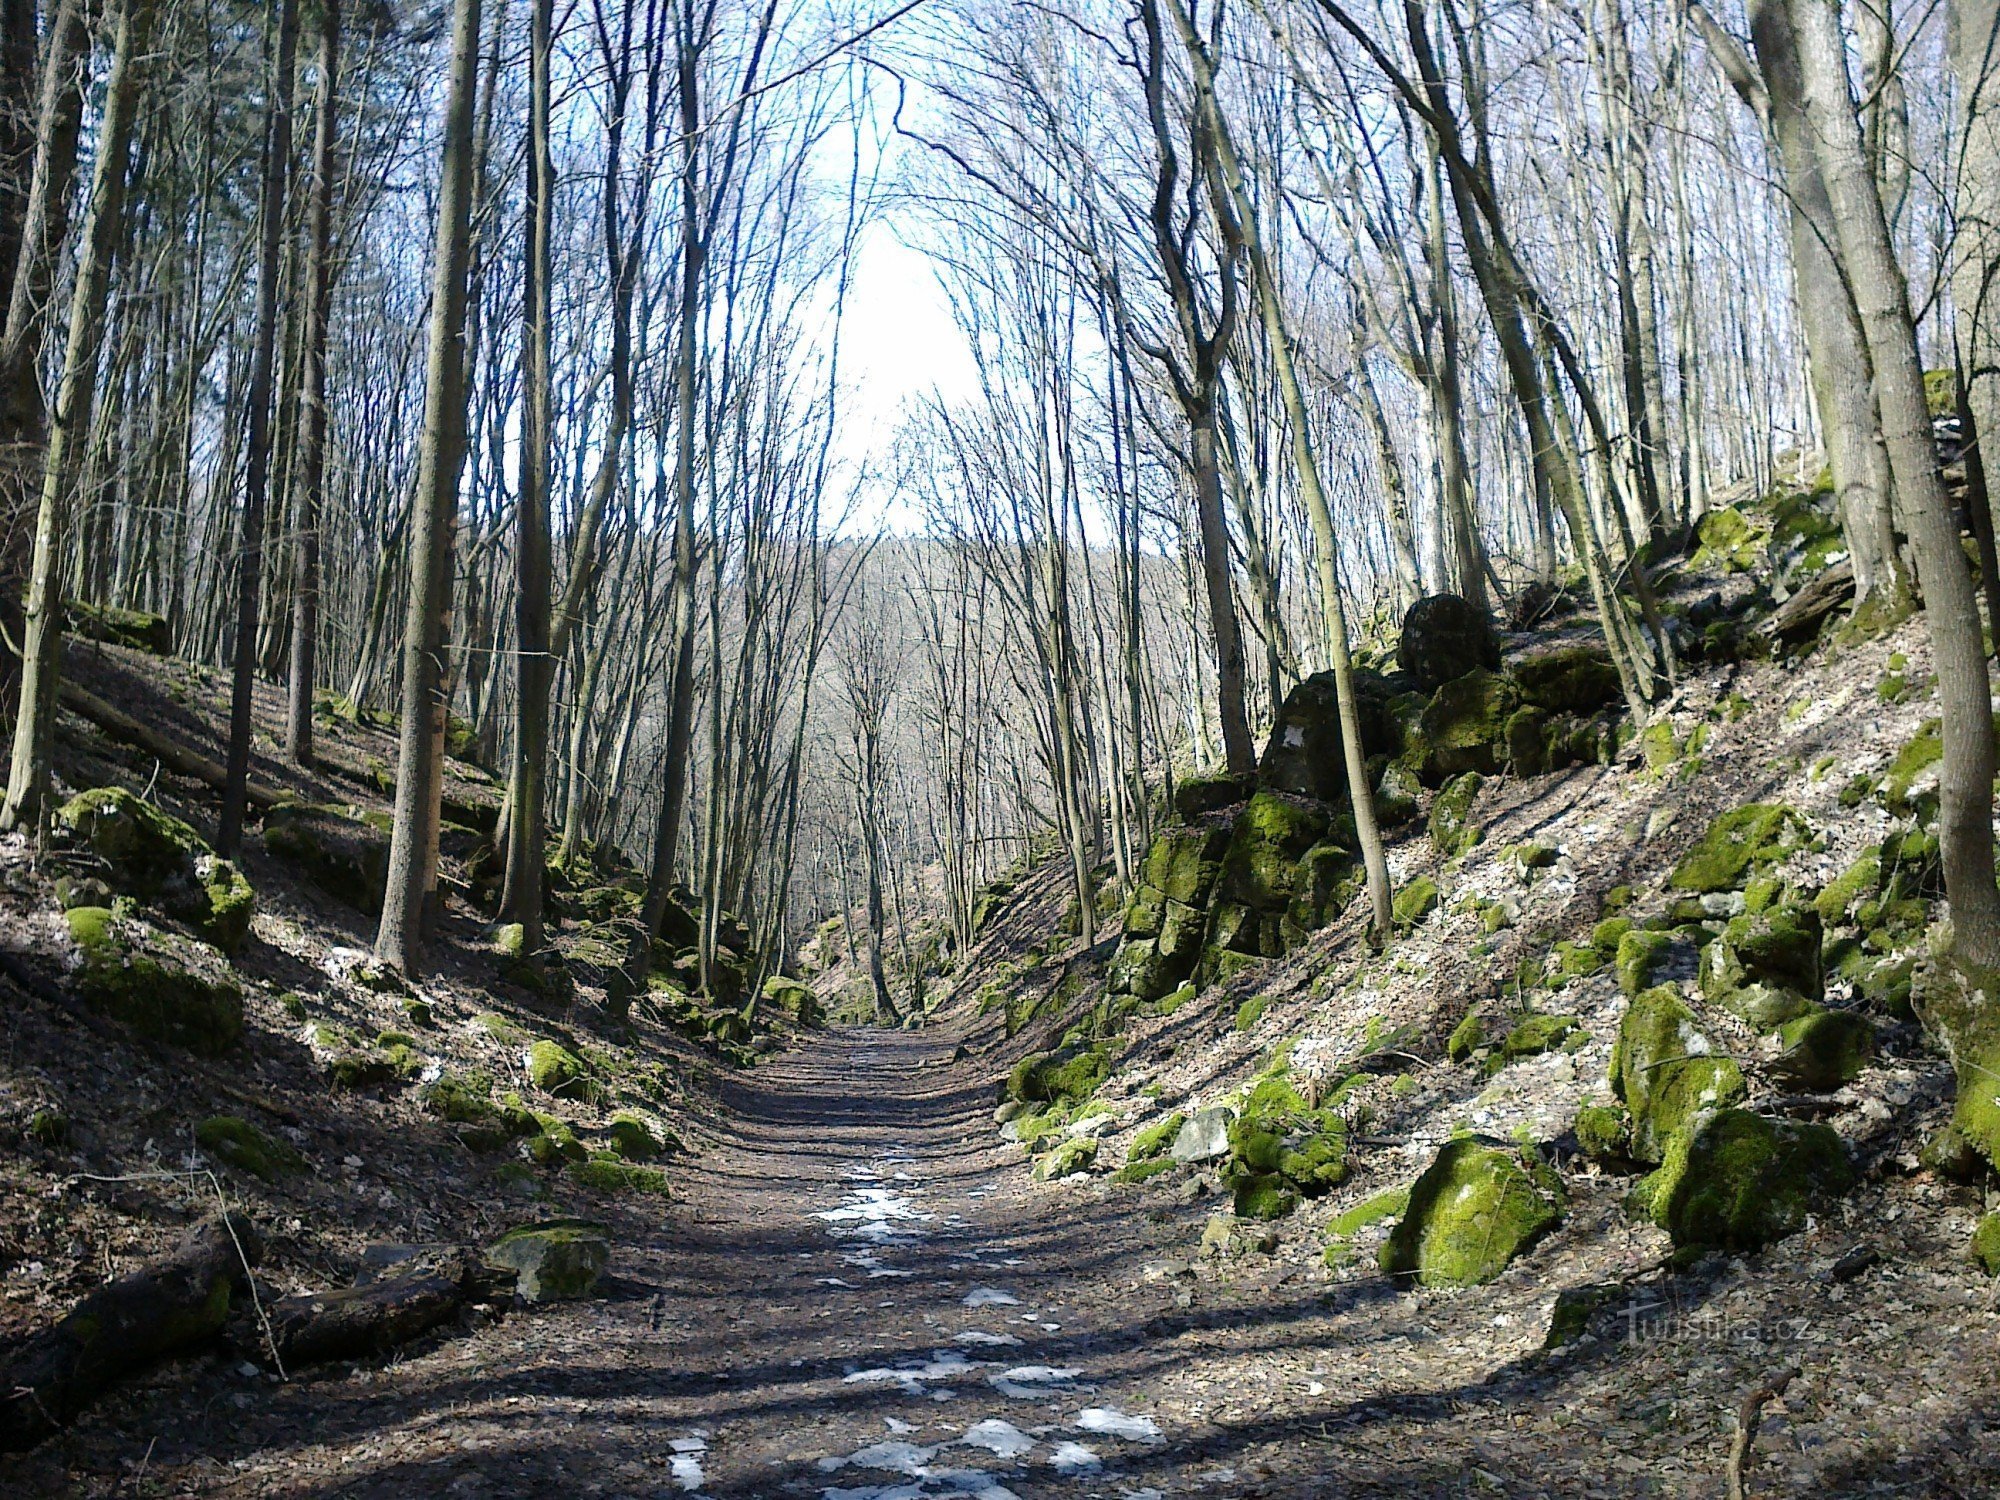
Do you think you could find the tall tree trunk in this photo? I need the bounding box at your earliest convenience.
[285,0,343,766]
[374,0,482,973]
[499,0,553,951]
[1954,0,2000,603]
[220,0,302,854]
[1,0,155,836]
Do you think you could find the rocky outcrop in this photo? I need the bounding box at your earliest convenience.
[63,906,244,1055]
[1397,593,1499,692]
[261,801,390,915]
[56,788,254,954]
[1379,1138,1563,1287]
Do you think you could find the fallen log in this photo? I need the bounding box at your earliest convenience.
[242,1248,504,1369]
[57,682,287,811]
[1757,559,1854,646]
[0,1213,262,1452]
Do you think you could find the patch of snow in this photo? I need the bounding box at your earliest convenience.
[1049,1441,1100,1474]
[958,1419,1034,1459]
[954,1330,1022,1347]
[1075,1408,1162,1442]
[962,1287,1018,1307]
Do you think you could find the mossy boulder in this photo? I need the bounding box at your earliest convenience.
[761,975,822,1025]
[1034,1137,1098,1181]
[1379,1138,1564,1287]
[1221,1074,1349,1209]
[1773,1009,1874,1091]
[1715,982,1818,1033]
[1638,1108,1853,1250]
[56,788,255,953]
[1816,852,1884,927]
[1172,772,1253,820]
[1214,794,1329,913]
[1574,1104,1632,1161]
[1446,1009,1484,1063]
[66,599,173,654]
[1231,1175,1299,1220]
[1398,594,1500,693]
[1702,904,1824,1002]
[1512,645,1621,715]
[1670,804,1813,894]
[605,1113,665,1160]
[1491,1014,1581,1070]
[196,1116,302,1181]
[261,802,390,914]
[1427,771,1484,859]
[64,907,243,1055]
[1257,668,1417,803]
[525,1040,589,1098]
[1391,875,1440,929]
[1125,1112,1185,1169]
[1416,669,1518,782]
[1143,824,1231,906]
[1615,929,1696,996]
[485,1219,611,1302]
[1692,504,1765,573]
[311,1024,422,1090]
[1006,1048,1109,1108]
[571,1156,671,1197]
[1611,985,1747,1163]
[1972,1214,2000,1276]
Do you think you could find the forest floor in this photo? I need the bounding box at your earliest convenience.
[10,1006,1998,1498]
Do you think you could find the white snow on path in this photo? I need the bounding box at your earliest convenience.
[668,1433,708,1492]
[1077,1408,1164,1442]
[958,1419,1035,1459]
[961,1287,1019,1308]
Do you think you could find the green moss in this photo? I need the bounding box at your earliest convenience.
[1702,904,1824,1002]
[1427,771,1485,859]
[1418,670,1518,781]
[1591,917,1634,957]
[1149,982,1196,1017]
[605,1113,665,1160]
[1574,1104,1631,1160]
[1692,504,1763,572]
[56,788,256,953]
[195,1116,302,1181]
[1669,802,1813,895]
[486,1219,611,1301]
[1637,720,1680,772]
[1446,1009,1484,1063]
[526,1040,588,1096]
[571,1156,671,1196]
[1611,985,1747,1163]
[1642,1108,1854,1250]
[1127,1112,1186,1166]
[1884,720,1943,813]
[1234,994,1270,1032]
[1972,1214,2000,1276]
[1715,982,1817,1033]
[1491,1014,1581,1070]
[1114,1156,1177,1185]
[1231,1174,1298,1220]
[1774,1009,1875,1091]
[1328,1186,1409,1240]
[1616,929,1686,996]
[1379,1139,1563,1288]
[1513,646,1620,714]
[421,1070,498,1125]
[261,802,390,914]
[526,1114,586,1163]
[1392,875,1440,929]
[1034,1137,1098,1181]
[63,907,244,1056]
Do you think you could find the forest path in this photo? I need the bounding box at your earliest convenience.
[178,1023,1260,1499]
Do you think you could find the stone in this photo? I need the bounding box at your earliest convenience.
[1972,1214,2000,1277]
[55,788,255,954]
[1446,1009,1484,1063]
[1616,929,1697,996]
[524,1040,589,1097]
[1171,1106,1234,1164]
[1772,1009,1874,1091]
[63,907,243,1055]
[570,1157,670,1196]
[1257,668,1418,803]
[1172,772,1252,821]
[65,599,172,654]
[1638,1109,1853,1251]
[1669,803,1813,894]
[1492,1013,1581,1069]
[1398,594,1500,693]
[1574,1104,1632,1161]
[1391,875,1440,928]
[485,1219,611,1302]
[1702,904,1824,1002]
[262,802,390,915]
[1716,982,1817,1033]
[1427,771,1485,859]
[761,975,822,1025]
[1379,1138,1564,1287]
[1034,1137,1098,1181]
[1416,669,1518,781]
[605,1113,665,1160]
[1544,1282,1625,1349]
[1611,985,1747,1163]
[1512,645,1621,714]
[196,1116,303,1181]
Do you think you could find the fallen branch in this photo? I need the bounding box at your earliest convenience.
[239,1249,507,1369]
[1725,1365,1798,1500]
[0,1213,263,1452]
[57,682,286,811]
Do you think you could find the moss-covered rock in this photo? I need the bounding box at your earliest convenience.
[1574,1104,1632,1161]
[1714,982,1817,1033]
[56,788,255,953]
[1883,720,1942,814]
[525,1040,589,1097]
[1491,1013,1581,1070]
[1972,1214,2000,1276]
[1773,1009,1874,1091]
[64,906,243,1055]
[1379,1138,1564,1287]
[1006,1048,1109,1109]
[1034,1137,1098,1181]
[1214,794,1329,919]
[66,598,173,654]
[261,802,390,914]
[1126,1112,1185,1169]
[1702,903,1824,1004]
[1692,504,1765,573]
[572,1155,671,1196]
[1142,824,1232,906]
[1615,929,1694,996]
[1392,875,1440,929]
[1257,668,1417,803]
[1231,1174,1298,1220]
[1427,771,1484,859]
[1172,772,1252,821]
[421,1070,502,1127]
[1638,1108,1853,1250]
[1417,669,1518,782]
[1611,985,1747,1163]
[1446,1009,1484,1063]
[1398,594,1500,693]
[485,1219,611,1301]
[604,1112,665,1160]
[1512,645,1621,715]
[1816,852,1884,927]
[1670,804,1813,894]
[195,1116,302,1181]
[761,975,822,1025]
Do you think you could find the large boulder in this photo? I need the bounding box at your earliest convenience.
[262,802,389,915]
[1639,1109,1853,1250]
[1511,645,1622,714]
[484,1219,610,1303]
[56,788,254,954]
[1205,793,1331,961]
[1171,1106,1234,1164]
[1700,903,1824,1004]
[1107,826,1229,1000]
[65,599,172,655]
[1379,1138,1564,1287]
[1398,594,1500,693]
[1669,803,1813,894]
[63,907,244,1055]
[1412,668,1519,783]
[1611,985,1746,1162]
[1257,668,1421,803]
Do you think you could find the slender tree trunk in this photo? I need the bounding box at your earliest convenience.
[374,0,482,973]
[220,0,302,854]
[499,0,553,950]
[285,0,343,766]
[1953,0,2000,601]
[1,0,156,837]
